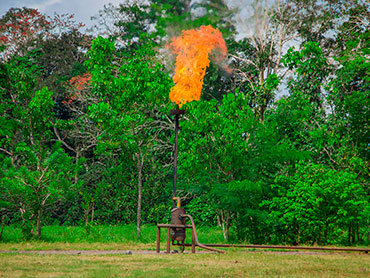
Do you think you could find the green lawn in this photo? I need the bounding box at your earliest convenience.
[1,224,227,243]
[0,224,226,251]
[1,250,370,277]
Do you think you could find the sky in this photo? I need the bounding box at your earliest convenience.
[0,0,257,36]
[0,0,124,30]
[0,0,253,34]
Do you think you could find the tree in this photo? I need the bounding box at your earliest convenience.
[36,30,91,99]
[0,8,51,61]
[270,42,343,168]
[178,91,303,241]
[0,50,79,237]
[86,36,173,238]
[269,161,369,245]
[49,71,104,226]
[283,41,330,110]
[0,8,85,62]
[272,0,369,58]
[226,0,298,122]
[329,5,370,161]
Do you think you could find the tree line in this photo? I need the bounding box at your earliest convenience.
[0,0,369,245]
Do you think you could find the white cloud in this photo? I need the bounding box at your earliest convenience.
[30,0,63,12]
[0,0,123,29]
[0,0,58,16]
[41,0,125,30]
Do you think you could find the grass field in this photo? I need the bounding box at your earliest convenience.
[0,224,226,251]
[1,250,370,277]
[1,225,370,277]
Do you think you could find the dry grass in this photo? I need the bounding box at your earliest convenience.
[1,249,370,277]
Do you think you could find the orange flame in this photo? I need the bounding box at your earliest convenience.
[168,25,228,107]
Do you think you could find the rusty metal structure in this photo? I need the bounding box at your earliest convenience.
[168,109,187,250]
[156,109,224,254]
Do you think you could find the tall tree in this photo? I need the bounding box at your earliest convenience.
[86,36,173,238]
[226,0,298,122]
[0,49,79,237]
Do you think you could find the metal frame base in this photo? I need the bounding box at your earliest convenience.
[156,224,196,254]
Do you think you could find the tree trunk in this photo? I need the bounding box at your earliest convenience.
[352,226,356,244]
[136,153,143,240]
[0,215,5,240]
[220,210,231,241]
[36,209,42,238]
[84,206,89,226]
[225,219,230,241]
[91,202,95,223]
[348,226,352,245]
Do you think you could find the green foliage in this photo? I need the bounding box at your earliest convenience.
[86,36,174,234]
[329,29,370,160]
[0,48,80,238]
[184,196,217,226]
[268,161,369,245]
[283,41,330,109]
[178,90,304,242]
[179,92,254,185]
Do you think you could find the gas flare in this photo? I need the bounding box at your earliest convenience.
[168,25,228,107]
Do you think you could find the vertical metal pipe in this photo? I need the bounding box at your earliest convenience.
[173,113,179,208]
[156,226,160,253]
[192,228,196,253]
[166,228,171,253]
